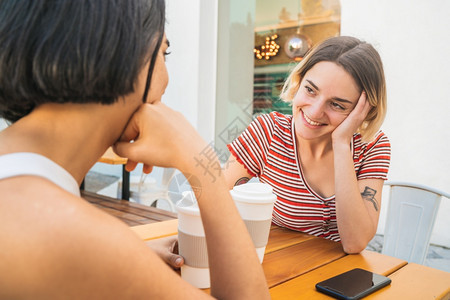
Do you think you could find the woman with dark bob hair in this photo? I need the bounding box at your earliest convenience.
[225,36,391,254]
[0,0,269,298]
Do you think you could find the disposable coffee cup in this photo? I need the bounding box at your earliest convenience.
[230,182,276,263]
[176,191,210,289]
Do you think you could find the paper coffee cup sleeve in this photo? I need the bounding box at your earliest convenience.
[178,230,209,268]
[244,219,272,248]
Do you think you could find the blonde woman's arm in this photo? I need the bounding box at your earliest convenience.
[222,154,255,189]
[332,92,382,254]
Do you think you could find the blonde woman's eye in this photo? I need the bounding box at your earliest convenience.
[305,86,314,94]
[331,102,345,110]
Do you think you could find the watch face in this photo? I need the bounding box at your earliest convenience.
[285,34,311,59]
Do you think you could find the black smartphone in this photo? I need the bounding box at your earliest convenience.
[315,268,391,300]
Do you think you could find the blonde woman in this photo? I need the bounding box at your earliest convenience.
[225,36,390,253]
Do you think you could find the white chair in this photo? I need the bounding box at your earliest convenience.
[146,168,178,212]
[381,181,450,264]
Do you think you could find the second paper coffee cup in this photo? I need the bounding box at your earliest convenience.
[230,182,276,263]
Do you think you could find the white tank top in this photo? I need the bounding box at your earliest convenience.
[0,152,80,196]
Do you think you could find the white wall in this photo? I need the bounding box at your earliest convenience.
[164,0,218,143]
[340,0,450,247]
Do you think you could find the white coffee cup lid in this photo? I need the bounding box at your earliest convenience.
[176,191,200,216]
[230,182,276,204]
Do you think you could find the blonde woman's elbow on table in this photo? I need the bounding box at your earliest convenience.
[342,241,368,254]
[340,230,376,254]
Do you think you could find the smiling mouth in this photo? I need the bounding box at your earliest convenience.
[302,110,324,126]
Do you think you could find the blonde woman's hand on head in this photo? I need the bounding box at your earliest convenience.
[332,92,371,146]
[113,103,207,174]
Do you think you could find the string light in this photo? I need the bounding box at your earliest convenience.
[254,34,280,60]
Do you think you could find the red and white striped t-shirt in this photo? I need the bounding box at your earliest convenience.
[227,112,391,242]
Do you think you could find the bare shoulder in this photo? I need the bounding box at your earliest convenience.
[0,176,208,299]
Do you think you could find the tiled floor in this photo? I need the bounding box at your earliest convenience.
[367,235,450,273]
[84,171,119,193]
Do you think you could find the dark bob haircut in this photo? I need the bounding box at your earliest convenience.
[0,0,165,122]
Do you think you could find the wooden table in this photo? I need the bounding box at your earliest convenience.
[82,194,450,299]
[131,220,450,299]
